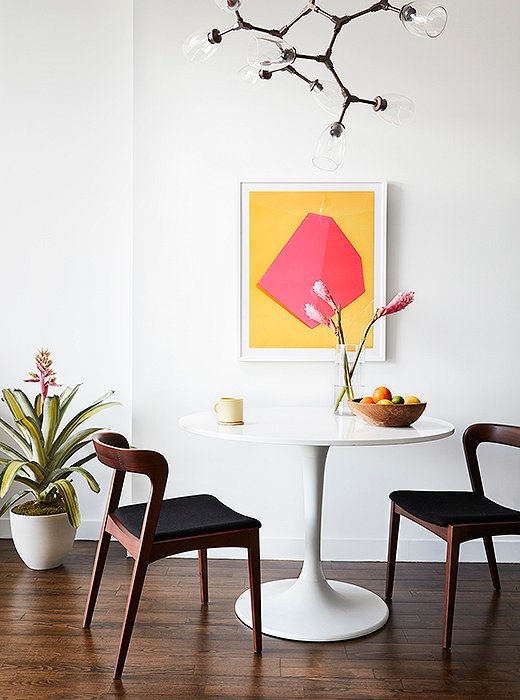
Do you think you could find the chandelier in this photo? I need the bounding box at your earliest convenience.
[183,1,448,171]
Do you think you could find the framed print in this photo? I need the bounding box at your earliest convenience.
[240,181,387,362]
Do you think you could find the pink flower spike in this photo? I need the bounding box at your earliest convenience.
[304,303,335,331]
[312,280,336,311]
[23,348,62,405]
[380,291,415,317]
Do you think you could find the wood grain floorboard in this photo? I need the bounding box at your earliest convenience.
[1,540,519,699]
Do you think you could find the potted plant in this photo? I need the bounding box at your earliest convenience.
[0,349,118,569]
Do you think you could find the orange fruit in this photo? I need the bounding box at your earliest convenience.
[372,386,392,403]
[377,399,393,405]
[360,396,375,404]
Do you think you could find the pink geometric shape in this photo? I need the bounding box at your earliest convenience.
[257,213,365,328]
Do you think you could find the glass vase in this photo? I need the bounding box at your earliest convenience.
[334,344,364,416]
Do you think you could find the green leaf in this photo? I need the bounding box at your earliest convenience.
[48,430,100,471]
[13,475,41,493]
[51,402,119,456]
[53,479,80,528]
[0,417,32,457]
[43,447,95,487]
[34,393,42,418]
[0,490,31,518]
[0,460,30,498]
[48,463,100,493]
[67,452,97,471]
[13,389,41,425]
[46,450,96,482]
[42,395,60,451]
[17,416,46,466]
[90,390,115,407]
[22,460,46,483]
[2,389,25,422]
[57,384,82,421]
[0,441,29,462]
[38,483,57,500]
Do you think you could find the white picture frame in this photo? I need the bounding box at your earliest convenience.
[239,181,387,362]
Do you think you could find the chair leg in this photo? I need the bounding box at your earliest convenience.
[247,530,262,654]
[114,553,149,680]
[83,530,111,629]
[198,548,209,605]
[483,536,501,592]
[443,529,460,649]
[385,503,400,600]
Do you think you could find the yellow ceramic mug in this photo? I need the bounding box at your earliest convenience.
[213,397,244,425]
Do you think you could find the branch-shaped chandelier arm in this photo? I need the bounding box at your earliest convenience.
[313,6,340,23]
[350,95,380,108]
[324,60,350,98]
[284,65,320,88]
[184,0,448,169]
[337,98,352,125]
[295,53,327,63]
[232,10,283,38]
[279,5,315,37]
[215,25,241,40]
[325,24,343,59]
[337,1,400,26]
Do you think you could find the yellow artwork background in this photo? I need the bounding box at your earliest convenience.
[249,190,375,349]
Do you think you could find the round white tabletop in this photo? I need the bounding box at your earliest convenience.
[179,406,454,447]
[179,407,455,643]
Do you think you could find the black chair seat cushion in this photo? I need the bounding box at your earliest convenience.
[114,494,261,541]
[390,490,520,527]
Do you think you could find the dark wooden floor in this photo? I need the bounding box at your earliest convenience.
[1,541,519,699]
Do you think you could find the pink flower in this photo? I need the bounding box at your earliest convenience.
[24,348,61,404]
[312,280,337,312]
[377,291,415,318]
[304,303,336,333]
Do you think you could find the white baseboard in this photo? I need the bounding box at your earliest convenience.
[2,519,519,563]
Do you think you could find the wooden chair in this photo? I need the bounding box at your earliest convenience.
[83,432,262,679]
[385,423,520,648]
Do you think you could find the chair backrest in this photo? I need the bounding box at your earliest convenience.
[94,432,167,477]
[463,423,520,495]
[93,432,169,544]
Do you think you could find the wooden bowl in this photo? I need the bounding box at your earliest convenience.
[348,399,426,427]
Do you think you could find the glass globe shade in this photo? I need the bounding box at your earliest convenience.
[311,81,345,116]
[376,94,415,126]
[182,31,219,64]
[312,122,346,171]
[247,36,296,71]
[215,0,242,11]
[400,2,447,39]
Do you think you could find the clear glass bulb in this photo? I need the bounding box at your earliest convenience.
[400,2,447,39]
[215,0,242,11]
[247,36,296,71]
[312,122,346,171]
[182,31,219,64]
[311,80,345,116]
[376,94,415,126]
[237,66,270,91]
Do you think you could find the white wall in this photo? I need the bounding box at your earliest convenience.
[0,0,133,538]
[1,2,518,563]
[133,0,520,562]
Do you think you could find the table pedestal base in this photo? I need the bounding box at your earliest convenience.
[235,578,389,642]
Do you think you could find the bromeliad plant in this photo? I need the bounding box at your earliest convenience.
[305,282,415,409]
[0,349,119,528]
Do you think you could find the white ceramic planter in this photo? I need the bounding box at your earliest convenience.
[10,510,77,570]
